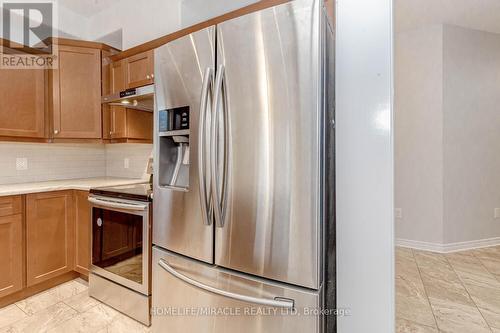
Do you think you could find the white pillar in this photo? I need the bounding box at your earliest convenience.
[336,0,394,331]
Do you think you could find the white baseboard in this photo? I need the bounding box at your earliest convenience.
[396,237,500,253]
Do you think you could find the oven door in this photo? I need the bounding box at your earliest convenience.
[89,195,150,296]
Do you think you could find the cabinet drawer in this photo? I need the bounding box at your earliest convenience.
[0,196,22,217]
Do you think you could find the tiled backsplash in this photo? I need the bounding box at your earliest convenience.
[105,144,153,179]
[0,143,153,185]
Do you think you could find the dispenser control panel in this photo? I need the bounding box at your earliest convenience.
[159,106,190,132]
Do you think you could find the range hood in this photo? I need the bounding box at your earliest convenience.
[102,84,154,112]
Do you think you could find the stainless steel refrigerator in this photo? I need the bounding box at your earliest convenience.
[152,0,335,332]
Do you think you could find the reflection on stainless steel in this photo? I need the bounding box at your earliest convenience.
[152,0,334,332]
[154,27,215,264]
[215,0,321,289]
[88,197,147,211]
[211,64,231,229]
[152,248,320,333]
[88,187,152,326]
[158,258,294,309]
[90,273,150,326]
[198,67,214,226]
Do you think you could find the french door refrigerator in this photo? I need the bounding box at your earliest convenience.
[152,0,335,332]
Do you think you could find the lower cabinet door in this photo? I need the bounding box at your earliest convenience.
[0,214,23,298]
[26,191,75,286]
[75,191,90,276]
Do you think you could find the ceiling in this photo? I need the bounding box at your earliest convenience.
[396,0,500,34]
[59,0,117,17]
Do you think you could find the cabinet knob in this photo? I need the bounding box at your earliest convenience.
[146,75,151,79]
[151,74,154,79]
[54,129,59,135]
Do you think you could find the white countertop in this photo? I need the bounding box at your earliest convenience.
[0,177,148,197]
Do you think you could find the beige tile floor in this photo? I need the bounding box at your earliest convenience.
[0,278,150,333]
[5,247,499,333]
[396,246,500,333]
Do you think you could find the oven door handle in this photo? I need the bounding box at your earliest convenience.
[88,197,147,211]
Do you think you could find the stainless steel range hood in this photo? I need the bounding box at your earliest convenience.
[102,84,154,112]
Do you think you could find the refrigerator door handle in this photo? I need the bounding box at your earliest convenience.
[158,259,295,309]
[211,64,230,228]
[198,67,213,226]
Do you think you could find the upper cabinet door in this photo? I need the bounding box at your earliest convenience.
[110,59,126,94]
[0,69,46,139]
[52,45,102,139]
[125,50,154,89]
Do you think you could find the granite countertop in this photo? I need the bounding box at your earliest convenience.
[0,177,148,197]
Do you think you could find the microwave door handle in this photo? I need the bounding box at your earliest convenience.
[158,259,295,309]
[198,67,213,226]
[88,197,147,211]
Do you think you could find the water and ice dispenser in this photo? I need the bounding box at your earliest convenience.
[158,106,190,190]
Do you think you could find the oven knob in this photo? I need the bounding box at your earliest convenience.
[97,218,103,227]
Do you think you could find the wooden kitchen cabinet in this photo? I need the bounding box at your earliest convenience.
[74,191,90,277]
[0,38,118,143]
[50,45,102,139]
[104,50,154,94]
[107,106,153,143]
[110,106,128,139]
[110,59,126,94]
[0,196,23,298]
[125,50,154,89]
[0,68,47,140]
[26,191,75,286]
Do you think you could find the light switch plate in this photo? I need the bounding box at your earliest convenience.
[16,158,28,170]
[494,208,500,219]
[395,208,403,219]
[124,158,130,169]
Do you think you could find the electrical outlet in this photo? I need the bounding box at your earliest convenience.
[495,208,500,219]
[124,158,130,169]
[395,208,403,219]
[16,158,28,170]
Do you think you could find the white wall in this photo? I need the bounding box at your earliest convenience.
[0,2,90,45]
[87,0,261,50]
[396,24,500,248]
[57,3,90,39]
[180,0,257,27]
[88,0,182,50]
[336,0,394,332]
[395,25,444,244]
[442,25,500,244]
